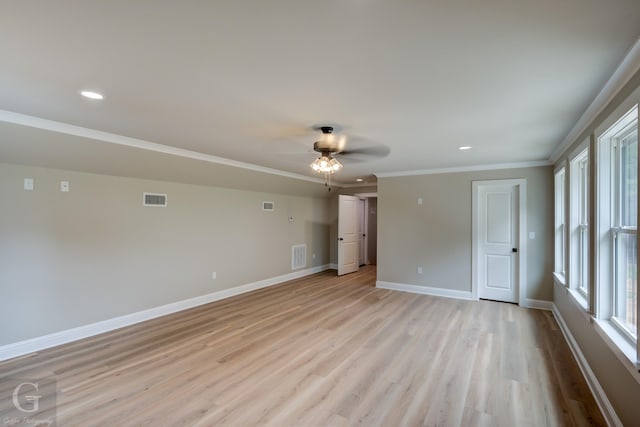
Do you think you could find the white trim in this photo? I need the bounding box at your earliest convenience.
[0,110,329,186]
[567,288,590,312]
[552,304,624,427]
[341,182,378,188]
[553,271,567,286]
[353,192,378,198]
[375,280,473,300]
[329,263,338,270]
[554,159,567,174]
[550,37,640,163]
[375,160,550,178]
[523,299,553,311]
[471,179,527,306]
[568,144,590,299]
[0,264,332,362]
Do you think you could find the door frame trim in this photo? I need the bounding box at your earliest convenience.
[471,179,527,305]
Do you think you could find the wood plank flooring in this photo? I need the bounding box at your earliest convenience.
[0,267,605,426]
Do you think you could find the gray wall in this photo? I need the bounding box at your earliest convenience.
[377,166,553,300]
[550,68,640,427]
[0,163,331,345]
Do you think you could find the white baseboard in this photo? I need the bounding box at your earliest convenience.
[0,264,332,362]
[551,304,622,427]
[523,298,553,311]
[376,281,473,300]
[329,263,338,270]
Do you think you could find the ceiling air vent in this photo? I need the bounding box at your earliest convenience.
[143,193,167,207]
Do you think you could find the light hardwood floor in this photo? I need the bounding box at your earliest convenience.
[0,267,604,426]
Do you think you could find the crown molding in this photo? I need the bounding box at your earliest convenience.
[0,110,330,186]
[549,37,640,164]
[340,182,378,188]
[374,160,551,178]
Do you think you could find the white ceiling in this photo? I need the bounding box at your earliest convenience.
[1,1,639,185]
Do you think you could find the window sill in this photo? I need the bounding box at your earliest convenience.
[553,272,566,286]
[592,318,640,383]
[567,288,589,312]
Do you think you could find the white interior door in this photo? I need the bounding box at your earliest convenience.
[338,195,359,276]
[477,183,519,302]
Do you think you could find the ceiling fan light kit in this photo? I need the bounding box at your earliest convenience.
[310,155,342,174]
[310,126,344,191]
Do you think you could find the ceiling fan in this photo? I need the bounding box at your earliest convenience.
[308,126,389,191]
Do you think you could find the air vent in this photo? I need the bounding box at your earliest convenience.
[143,193,167,207]
[291,244,307,270]
[262,201,275,211]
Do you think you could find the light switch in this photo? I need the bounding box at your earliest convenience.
[417,197,423,205]
[24,178,34,190]
[61,181,69,192]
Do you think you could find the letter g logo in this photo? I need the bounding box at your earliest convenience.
[12,382,41,413]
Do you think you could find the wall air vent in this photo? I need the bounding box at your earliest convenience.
[143,193,167,207]
[292,244,307,270]
[262,201,275,211]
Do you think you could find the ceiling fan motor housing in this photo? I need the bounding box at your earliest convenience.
[314,126,339,153]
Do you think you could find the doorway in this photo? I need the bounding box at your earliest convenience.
[355,192,377,267]
[472,179,527,305]
[337,193,378,276]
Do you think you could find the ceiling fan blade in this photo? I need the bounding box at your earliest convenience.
[336,135,347,153]
[338,145,390,158]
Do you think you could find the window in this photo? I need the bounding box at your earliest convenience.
[554,167,566,279]
[613,125,637,339]
[570,147,589,301]
[597,104,638,345]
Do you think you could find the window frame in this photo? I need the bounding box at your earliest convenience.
[554,166,567,283]
[595,101,639,364]
[612,124,637,342]
[569,144,590,308]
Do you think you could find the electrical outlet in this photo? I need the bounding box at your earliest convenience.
[211,272,217,280]
[312,253,316,260]
[417,197,423,205]
[61,181,69,192]
[417,267,423,274]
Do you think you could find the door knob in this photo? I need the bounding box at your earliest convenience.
[338,237,344,241]
[512,248,518,253]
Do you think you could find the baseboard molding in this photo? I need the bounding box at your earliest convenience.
[551,304,622,427]
[523,298,553,311]
[0,264,332,362]
[376,281,473,300]
[329,263,338,270]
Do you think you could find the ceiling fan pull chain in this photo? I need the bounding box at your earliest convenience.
[324,173,332,192]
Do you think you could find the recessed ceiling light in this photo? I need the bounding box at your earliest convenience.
[356,178,364,182]
[80,90,104,100]
[458,146,472,150]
